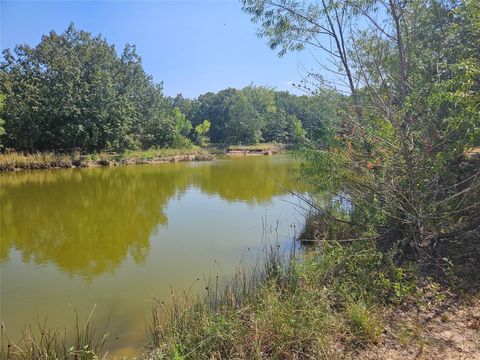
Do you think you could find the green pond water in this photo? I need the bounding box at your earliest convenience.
[0,155,305,357]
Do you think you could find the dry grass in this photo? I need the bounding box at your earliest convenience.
[0,148,213,171]
[0,152,80,171]
[465,146,480,160]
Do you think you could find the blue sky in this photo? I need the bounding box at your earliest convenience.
[1,1,313,98]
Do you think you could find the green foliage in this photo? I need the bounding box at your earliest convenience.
[0,24,173,152]
[299,241,417,305]
[186,86,335,145]
[1,25,334,152]
[171,107,193,148]
[137,84,175,149]
[243,0,480,251]
[0,93,5,148]
[291,114,306,142]
[224,90,263,144]
[194,119,211,146]
[0,23,336,152]
[345,300,383,343]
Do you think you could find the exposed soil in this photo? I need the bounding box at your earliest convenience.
[352,288,480,360]
[352,229,480,360]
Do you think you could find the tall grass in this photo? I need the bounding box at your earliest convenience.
[146,241,417,359]
[122,147,207,159]
[1,307,109,360]
[0,152,81,171]
[0,148,213,171]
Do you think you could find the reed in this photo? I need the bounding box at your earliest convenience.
[1,307,109,360]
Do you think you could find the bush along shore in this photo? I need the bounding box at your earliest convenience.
[0,143,291,172]
[0,148,214,172]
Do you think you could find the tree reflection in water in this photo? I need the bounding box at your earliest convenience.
[0,156,301,279]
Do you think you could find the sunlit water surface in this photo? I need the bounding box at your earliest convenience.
[0,155,305,357]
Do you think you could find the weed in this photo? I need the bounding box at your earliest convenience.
[1,307,109,360]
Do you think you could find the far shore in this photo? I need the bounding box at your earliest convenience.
[0,148,213,172]
[0,143,288,172]
[224,143,286,156]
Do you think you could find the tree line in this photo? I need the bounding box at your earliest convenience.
[0,24,338,153]
[167,86,340,145]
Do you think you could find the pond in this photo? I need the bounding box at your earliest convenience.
[0,155,305,357]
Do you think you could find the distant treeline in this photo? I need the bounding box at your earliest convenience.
[0,24,339,153]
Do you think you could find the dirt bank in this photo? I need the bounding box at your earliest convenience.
[352,288,480,360]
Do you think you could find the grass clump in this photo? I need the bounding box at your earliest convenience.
[147,242,417,359]
[0,152,80,171]
[1,308,108,360]
[344,301,383,344]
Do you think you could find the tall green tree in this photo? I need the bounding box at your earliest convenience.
[194,119,211,147]
[171,107,193,148]
[243,0,480,249]
[225,92,263,144]
[0,24,170,152]
[190,88,239,143]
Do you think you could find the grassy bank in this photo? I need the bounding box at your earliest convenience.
[1,241,415,360]
[146,241,418,359]
[0,147,213,172]
[2,237,479,359]
[144,221,480,360]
